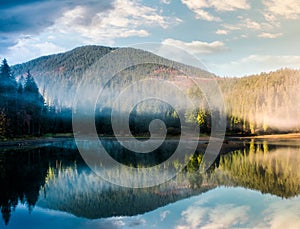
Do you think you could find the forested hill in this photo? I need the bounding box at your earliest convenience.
[11,45,116,107]
[9,45,300,134]
[218,68,300,133]
[11,45,213,108]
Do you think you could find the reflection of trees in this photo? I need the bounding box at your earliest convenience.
[0,148,48,225]
[0,142,212,225]
[0,142,82,225]
[1,140,300,225]
[39,156,211,219]
[211,141,300,198]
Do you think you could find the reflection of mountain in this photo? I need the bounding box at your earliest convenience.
[1,139,300,225]
[10,45,300,134]
[11,45,212,108]
[0,141,213,225]
[38,166,210,219]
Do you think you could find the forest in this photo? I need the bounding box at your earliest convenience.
[1,45,300,139]
[0,59,72,139]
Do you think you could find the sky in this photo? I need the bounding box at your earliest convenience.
[1,0,300,77]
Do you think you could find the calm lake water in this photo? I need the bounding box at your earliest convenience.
[0,139,299,228]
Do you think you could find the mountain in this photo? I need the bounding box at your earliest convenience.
[11,46,117,107]
[10,45,300,134]
[11,45,213,108]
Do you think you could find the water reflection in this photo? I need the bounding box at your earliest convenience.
[0,139,300,227]
[4,187,300,229]
[212,139,300,198]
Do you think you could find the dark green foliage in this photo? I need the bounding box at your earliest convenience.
[22,70,45,135]
[0,59,71,137]
[0,59,17,137]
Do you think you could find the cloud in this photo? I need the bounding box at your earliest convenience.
[222,18,271,32]
[160,0,171,4]
[160,210,170,221]
[181,0,250,21]
[1,0,180,64]
[216,29,228,35]
[0,0,114,33]
[216,16,279,40]
[5,36,66,64]
[176,204,249,229]
[50,0,179,45]
[244,18,261,30]
[263,0,300,20]
[258,32,283,39]
[162,38,227,55]
[257,198,300,229]
[0,0,114,54]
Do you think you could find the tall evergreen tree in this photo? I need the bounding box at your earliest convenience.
[0,59,17,137]
[23,70,44,135]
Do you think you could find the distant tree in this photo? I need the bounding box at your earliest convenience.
[0,59,17,102]
[0,59,17,136]
[0,110,9,139]
[23,70,44,135]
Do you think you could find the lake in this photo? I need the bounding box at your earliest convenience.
[0,138,299,228]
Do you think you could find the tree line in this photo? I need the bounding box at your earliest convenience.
[6,44,300,137]
[0,59,72,139]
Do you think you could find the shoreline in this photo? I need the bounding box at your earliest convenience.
[238,133,300,139]
[0,133,299,151]
[0,137,73,149]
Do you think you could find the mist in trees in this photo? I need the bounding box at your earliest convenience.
[4,44,300,138]
[0,59,72,138]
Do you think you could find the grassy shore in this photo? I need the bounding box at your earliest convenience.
[242,133,300,139]
[1,133,299,153]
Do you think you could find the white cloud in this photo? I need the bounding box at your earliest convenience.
[223,18,270,32]
[160,210,170,221]
[263,0,300,20]
[244,18,261,30]
[186,8,221,21]
[258,32,283,39]
[160,0,171,4]
[162,38,227,55]
[181,0,250,21]
[216,29,228,35]
[209,0,250,12]
[258,198,300,229]
[6,36,66,64]
[176,204,249,229]
[51,0,180,45]
[217,17,279,40]
[222,24,241,31]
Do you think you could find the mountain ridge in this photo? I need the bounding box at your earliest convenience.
[9,45,300,133]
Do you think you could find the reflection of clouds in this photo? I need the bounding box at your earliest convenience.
[160,210,170,221]
[208,205,249,228]
[127,218,146,227]
[177,204,249,229]
[258,198,300,229]
[34,184,300,229]
[86,188,300,229]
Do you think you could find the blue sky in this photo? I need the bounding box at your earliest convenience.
[1,0,300,76]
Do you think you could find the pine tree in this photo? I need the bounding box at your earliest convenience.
[0,59,17,136]
[23,70,44,135]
